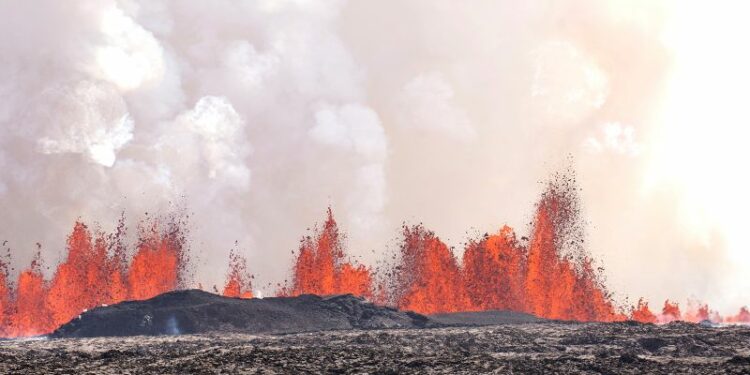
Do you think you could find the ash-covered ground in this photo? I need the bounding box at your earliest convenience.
[2,321,750,374]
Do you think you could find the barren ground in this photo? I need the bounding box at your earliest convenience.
[2,321,750,374]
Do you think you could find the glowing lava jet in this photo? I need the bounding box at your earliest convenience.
[222,248,254,299]
[284,176,750,324]
[282,208,373,299]
[379,175,619,321]
[2,174,750,338]
[386,224,472,314]
[0,216,188,337]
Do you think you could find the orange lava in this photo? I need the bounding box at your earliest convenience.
[726,307,750,323]
[683,302,710,323]
[283,208,373,298]
[629,299,750,324]
[3,174,750,337]
[463,226,526,312]
[631,298,657,324]
[277,178,671,322]
[660,300,682,323]
[127,224,184,301]
[389,225,471,315]
[222,248,253,299]
[0,216,189,337]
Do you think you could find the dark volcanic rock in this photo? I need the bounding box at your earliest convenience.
[638,337,668,352]
[4,322,750,374]
[429,310,546,326]
[51,289,432,338]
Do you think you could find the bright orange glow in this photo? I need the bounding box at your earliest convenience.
[0,216,189,337]
[3,181,750,338]
[660,300,682,323]
[522,182,619,321]
[127,224,183,301]
[631,298,657,324]
[463,226,525,311]
[283,208,373,298]
[389,225,471,315]
[13,254,53,336]
[222,249,253,299]
[726,307,750,323]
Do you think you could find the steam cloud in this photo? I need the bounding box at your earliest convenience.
[0,0,743,311]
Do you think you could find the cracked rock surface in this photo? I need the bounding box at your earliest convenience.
[3,321,750,374]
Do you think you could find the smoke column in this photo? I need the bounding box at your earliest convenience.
[0,0,748,313]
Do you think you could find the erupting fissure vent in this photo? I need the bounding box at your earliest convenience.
[374,174,620,320]
[280,208,373,299]
[1,174,749,338]
[222,248,254,299]
[0,215,189,337]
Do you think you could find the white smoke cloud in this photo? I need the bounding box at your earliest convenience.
[174,96,251,187]
[310,104,386,161]
[92,6,165,91]
[34,81,134,167]
[584,122,641,157]
[531,41,609,126]
[395,72,475,141]
[0,0,744,312]
[309,103,387,233]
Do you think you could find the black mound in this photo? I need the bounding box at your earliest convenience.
[51,289,432,338]
[430,310,546,326]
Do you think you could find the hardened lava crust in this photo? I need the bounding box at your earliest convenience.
[2,321,750,374]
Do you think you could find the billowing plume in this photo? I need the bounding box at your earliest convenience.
[0,0,747,314]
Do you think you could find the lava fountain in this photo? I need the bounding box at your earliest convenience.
[281,208,373,299]
[0,215,188,337]
[222,248,254,299]
[2,172,750,338]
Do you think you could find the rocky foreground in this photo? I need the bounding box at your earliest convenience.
[2,321,750,374]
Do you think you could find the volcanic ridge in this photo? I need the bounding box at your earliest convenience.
[51,289,445,338]
[49,289,544,338]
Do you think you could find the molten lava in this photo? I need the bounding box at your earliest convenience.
[628,299,750,324]
[127,223,185,301]
[726,307,750,323]
[631,298,657,324]
[2,173,750,338]
[222,248,254,299]
[660,300,682,323]
[283,208,373,298]
[463,226,526,312]
[388,224,471,314]
[368,176,620,321]
[0,216,188,337]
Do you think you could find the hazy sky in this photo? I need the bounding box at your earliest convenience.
[1,0,749,312]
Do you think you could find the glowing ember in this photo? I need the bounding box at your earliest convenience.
[127,224,184,301]
[683,301,711,323]
[726,307,750,323]
[13,253,52,336]
[0,216,189,338]
[631,298,657,324]
[222,248,253,299]
[2,173,750,338]
[388,224,471,315]
[463,226,526,312]
[283,208,373,298]
[659,300,682,323]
